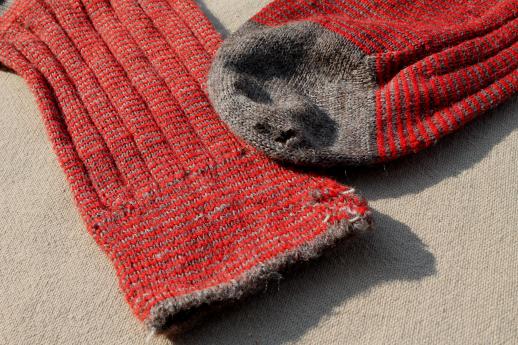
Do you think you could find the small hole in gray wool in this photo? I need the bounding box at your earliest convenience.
[274,129,298,144]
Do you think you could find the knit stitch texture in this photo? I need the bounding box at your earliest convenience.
[0,0,372,334]
[208,0,518,166]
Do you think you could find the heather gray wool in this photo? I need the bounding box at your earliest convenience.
[208,21,378,166]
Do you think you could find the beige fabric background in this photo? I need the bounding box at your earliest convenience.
[1,1,517,344]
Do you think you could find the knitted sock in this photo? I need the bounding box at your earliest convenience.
[0,0,372,335]
[208,0,518,166]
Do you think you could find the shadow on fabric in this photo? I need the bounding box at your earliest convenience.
[339,96,518,201]
[172,211,436,345]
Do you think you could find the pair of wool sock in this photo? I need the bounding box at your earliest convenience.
[208,0,518,166]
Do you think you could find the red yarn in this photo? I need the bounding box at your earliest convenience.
[0,0,371,332]
[253,0,518,161]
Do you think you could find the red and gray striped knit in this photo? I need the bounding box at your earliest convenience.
[208,0,518,166]
[0,0,372,335]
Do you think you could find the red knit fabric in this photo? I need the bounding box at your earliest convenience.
[253,0,518,161]
[0,0,372,333]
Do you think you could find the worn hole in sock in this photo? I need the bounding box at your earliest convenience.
[253,122,273,135]
[288,104,338,149]
[274,129,298,144]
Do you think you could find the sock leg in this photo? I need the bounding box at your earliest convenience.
[0,0,373,333]
[208,0,518,166]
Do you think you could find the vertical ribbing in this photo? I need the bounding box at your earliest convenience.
[0,0,373,333]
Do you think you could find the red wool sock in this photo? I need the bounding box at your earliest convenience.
[0,0,372,334]
[208,0,518,166]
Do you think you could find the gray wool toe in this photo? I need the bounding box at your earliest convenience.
[208,20,380,166]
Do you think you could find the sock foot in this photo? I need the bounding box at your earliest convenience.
[209,21,379,166]
[208,0,518,166]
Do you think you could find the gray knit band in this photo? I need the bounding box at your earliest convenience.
[208,21,379,166]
